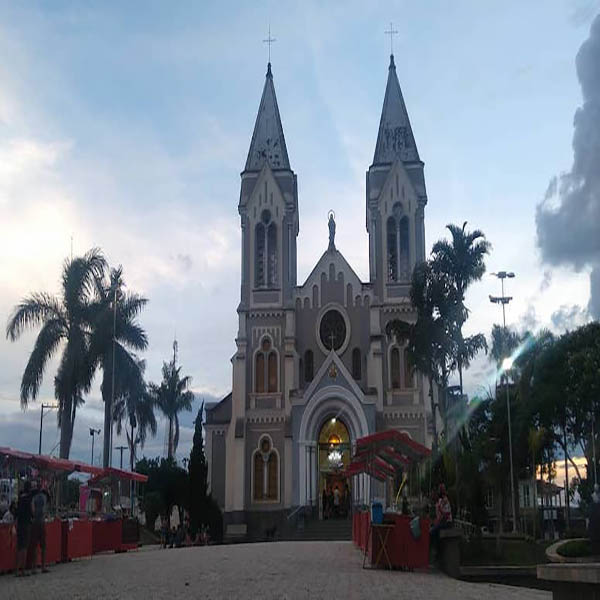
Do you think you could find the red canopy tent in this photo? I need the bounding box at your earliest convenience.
[346,430,431,481]
[348,431,432,570]
[0,447,104,476]
[87,467,148,485]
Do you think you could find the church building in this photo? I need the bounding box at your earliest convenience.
[205,54,436,538]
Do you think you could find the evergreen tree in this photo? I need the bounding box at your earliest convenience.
[188,402,208,536]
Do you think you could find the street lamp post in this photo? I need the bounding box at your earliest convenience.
[39,404,59,454]
[90,428,101,465]
[490,270,518,534]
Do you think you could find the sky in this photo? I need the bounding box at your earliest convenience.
[0,1,599,470]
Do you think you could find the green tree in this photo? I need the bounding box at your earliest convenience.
[149,347,194,460]
[188,402,208,536]
[6,249,106,458]
[89,266,148,468]
[136,456,189,528]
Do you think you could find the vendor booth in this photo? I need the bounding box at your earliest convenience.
[0,447,147,573]
[347,430,431,570]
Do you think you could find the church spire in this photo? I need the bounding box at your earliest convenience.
[244,63,291,172]
[372,54,420,166]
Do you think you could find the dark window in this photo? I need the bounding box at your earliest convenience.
[387,203,410,282]
[268,352,277,392]
[255,222,265,287]
[255,210,277,288]
[391,347,401,389]
[255,352,265,393]
[403,348,413,388]
[319,309,346,351]
[400,216,410,281]
[304,350,314,383]
[352,348,361,380]
[387,217,397,281]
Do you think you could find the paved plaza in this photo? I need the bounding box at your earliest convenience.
[0,541,550,600]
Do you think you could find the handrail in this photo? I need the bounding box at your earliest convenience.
[286,505,304,521]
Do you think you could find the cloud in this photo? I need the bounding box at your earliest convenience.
[539,270,553,293]
[536,15,600,318]
[550,304,589,331]
[519,304,539,331]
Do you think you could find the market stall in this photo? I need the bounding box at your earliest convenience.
[346,430,431,570]
[0,447,146,572]
[84,467,147,553]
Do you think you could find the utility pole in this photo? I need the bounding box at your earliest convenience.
[490,271,518,534]
[89,428,101,465]
[38,404,59,454]
[115,445,127,469]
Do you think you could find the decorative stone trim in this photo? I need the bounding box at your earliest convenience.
[249,310,285,319]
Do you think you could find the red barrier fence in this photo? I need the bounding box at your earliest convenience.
[62,519,93,561]
[92,519,122,554]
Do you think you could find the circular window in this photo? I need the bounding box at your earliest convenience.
[319,308,347,352]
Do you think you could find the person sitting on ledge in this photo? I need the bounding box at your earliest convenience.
[429,483,453,559]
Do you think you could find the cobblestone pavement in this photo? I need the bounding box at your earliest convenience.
[0,541,550,600]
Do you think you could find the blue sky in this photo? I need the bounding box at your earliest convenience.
[0,1,598,466]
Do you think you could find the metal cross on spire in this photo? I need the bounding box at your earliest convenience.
[263,25,276,63]
[384,22,399,55]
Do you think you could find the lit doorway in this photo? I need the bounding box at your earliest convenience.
[318,417,351,520]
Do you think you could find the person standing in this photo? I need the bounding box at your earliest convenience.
[333,485,341,518]
[15,481,32,577]
[430,483,453,558]
[28,483,49,574]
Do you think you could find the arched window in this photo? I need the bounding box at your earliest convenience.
[352,348,361,380]
[390,347,401,389]
[255,337,278,393]
[255,210,277,288]
[304,350,314,384]
[387,203,410,282]
[403,348,413,388]
[253,436,279,501]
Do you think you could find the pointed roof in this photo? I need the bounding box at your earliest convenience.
[245,63,291,172]
[372,54,420,165]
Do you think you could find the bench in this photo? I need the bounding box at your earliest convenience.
[438,528,462,578]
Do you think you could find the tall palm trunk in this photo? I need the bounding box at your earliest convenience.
[59,396,73,459]
[168,417,174,460]
[429,376,438,453]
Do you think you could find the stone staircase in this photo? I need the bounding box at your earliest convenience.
[289,517,352,541]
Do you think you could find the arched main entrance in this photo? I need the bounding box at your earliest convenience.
[318,417,351,519]
[296,384,370,518]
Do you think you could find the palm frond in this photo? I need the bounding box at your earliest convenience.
[6,293,65,341]
[20,319,65,406]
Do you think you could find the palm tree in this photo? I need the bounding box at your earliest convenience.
[6,249,106,458]
[112,360,157,472]
[387,261,456,450]
[149,347,194,460]
[431,222,491,394]
[89,266,148,468]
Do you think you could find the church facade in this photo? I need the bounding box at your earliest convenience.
[205,55,435,537]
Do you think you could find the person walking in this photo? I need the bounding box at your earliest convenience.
[15,481,32,577]
[28,483,50,574]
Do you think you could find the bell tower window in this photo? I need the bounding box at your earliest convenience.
[387,203,410,282]
[255,209,277,288]
[255,337,278,393]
